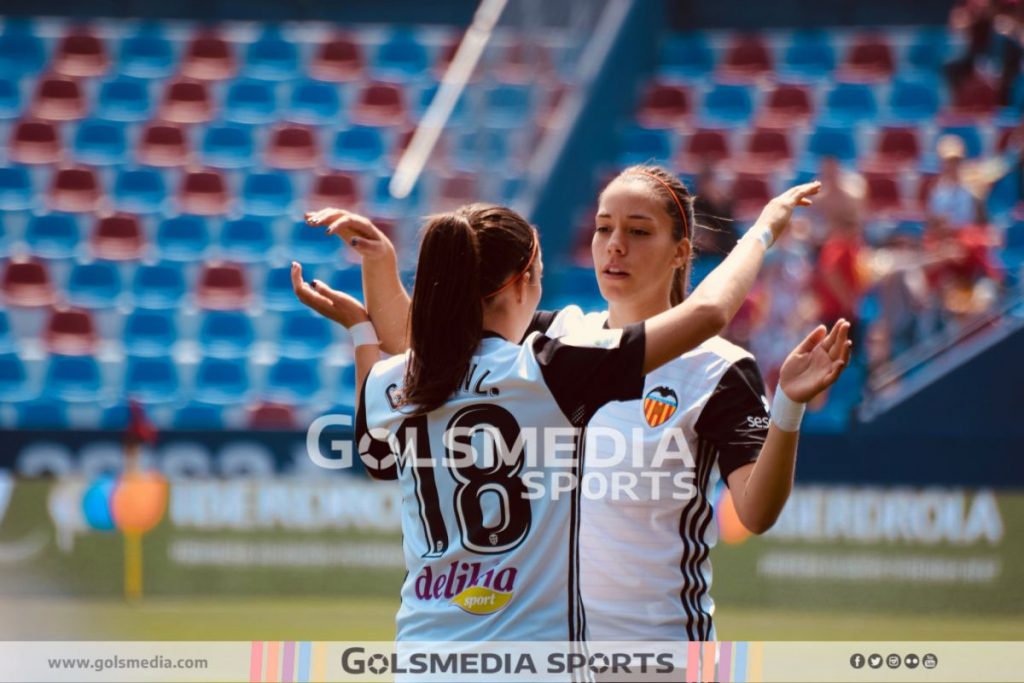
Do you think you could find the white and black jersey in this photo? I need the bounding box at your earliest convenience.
[355,325,646,642]
[530,307,770,642]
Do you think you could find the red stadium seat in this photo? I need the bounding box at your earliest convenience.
[636,81,691,129]
[681,128,731,169]
[49,167,102,213]
[352,82,406,127]
[137,122,190,167]
[53,28,109,78]
[311,35,364,82]
[178,169,230,216]
[433,37,462,79]
[2,257,56,307]
[91,213,145,260]
[494,40,554,84]
[265,124,320,170]
[721,35,773,80]
[950,73,998,117]
[875,126,921,168]
[761,84,813,125]
[44,307,98,355]
[732,173,772,220]
[248,402,298,430]
[865,171,903,213]
[745,128,792,168]
[181,32,236,80]
[160,79,214,124]
[9,119,62,165]
[842,35,894,81]
[32,76,87,121]
[196,263,250,310]
[434,174,477,212]
[309,171,360,209]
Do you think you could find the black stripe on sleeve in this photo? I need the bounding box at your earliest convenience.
[520,309,560,342]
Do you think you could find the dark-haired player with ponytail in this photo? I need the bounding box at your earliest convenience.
[295,183,827,644]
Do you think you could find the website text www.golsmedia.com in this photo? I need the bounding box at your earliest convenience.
[46,654,208,674]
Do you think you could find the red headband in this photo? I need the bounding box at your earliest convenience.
[626,170,690,239]
[483,235,539,300]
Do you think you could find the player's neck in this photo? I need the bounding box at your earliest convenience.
[606,296,672,329]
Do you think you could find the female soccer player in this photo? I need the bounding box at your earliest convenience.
[295,185,824,643]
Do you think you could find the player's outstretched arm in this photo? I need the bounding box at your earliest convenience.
[305,208,411,354]
[727,320,852,533]
[642,181,822,374]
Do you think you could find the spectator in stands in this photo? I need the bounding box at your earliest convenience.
[692,166,740,258]
[947,0,1023,106]
[928,135,981,228]
[813,212,867,345]
[807,155,866,246]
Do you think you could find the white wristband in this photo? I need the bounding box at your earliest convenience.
[770,383,805,432]
[743,224,775,249]
[349,321,379,347]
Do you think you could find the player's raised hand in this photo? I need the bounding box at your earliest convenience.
[778,319,852,403]
[755,181,822,244]
[290,261,369,329]
[304,208,394,263]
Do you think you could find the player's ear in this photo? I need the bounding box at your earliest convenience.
[672,237,690,269]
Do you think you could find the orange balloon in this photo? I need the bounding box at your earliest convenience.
[716,488,753,545]
[111,472,168,534]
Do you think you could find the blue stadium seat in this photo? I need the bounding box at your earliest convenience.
[287,79,343,125]
[45,354,102,402]
[417,84,467,126]
[1001,221,1024,271]
[118,33,175,78]
[124,309,177,356]
[987,167,1021,219]
[331,126,386,169]
[278,311,332,358]
[125,355,179,404]
[451,128,513,171]
[546,266,604,312]
[0,310,11,353]
[0,166,34,210]
[888,77,941,122]
[0,32,45,75]
[374,30,429,80]
[263,266,304,311]
[367,174,422,214]
[659,34,714,79]
[0,77,21,119]
[0,352,28,399]
[242,172,293,216]
[823,82,878,125]
[67,261,122,308]
[484,85,533,128]
[244,33,300,81]
[100,402,132,430]
[327,267,364,300]
[939,124,984,158]
[224,79,278,125]
[288,219,341,263]
[780,31,836,79]
[95,77,152,122]
[199,311,254,357]
[263,357,320,404]
[701,83,755,126]
[156,214,211,261]
[194,357,250,405]
[73,119,129,166]
[113,168,167,214]
[16,399,69,429]
[26,213,81,259]
[173,402,225,429]
[617,127,673,166]
[200,124,255,169]
[132,262,185,309]
[805,124,859,162]
[220,215,273,262]
[905,27,950,73]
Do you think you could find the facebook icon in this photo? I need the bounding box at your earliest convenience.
[850,653,866,669]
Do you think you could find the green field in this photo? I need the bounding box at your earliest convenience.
[3,596,1023,641]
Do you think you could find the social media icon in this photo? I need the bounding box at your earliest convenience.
[887,654,901,669]
[923,653,938,669]
[850,654,865,669]
[904,654,920,669]
[868,654,883,669]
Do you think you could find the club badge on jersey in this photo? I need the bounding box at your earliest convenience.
[643,386,678,428]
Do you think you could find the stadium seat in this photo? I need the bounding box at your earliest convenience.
[123,309,177,356]
[949,73,998,117]
[875,126,921,168]
[433,174,478,212]
[636,81,691,129]
[331,125,386,169]
[95,77,151,122]
[374,30,429,80]
[287,79,343,125]
[73,119,128,166]
[761,84,813,125]
[265,125,320,170]
[90,213,145,261]
[26,213,81,259]
[44,308,97,355]
[823,82,877,124]
[0,166,34,210]
[199,310,254,357]
[0,32,46,75]
[806,124,859,163]
[247,402,297,430]
[0,78,19,120]
[617,127,673,166]
[483,84,533,128]
[939,124,983,158]
[366,174,422,215]
[310,35,364,82]
[701,83,755,126]
[244,31,300,81]
[132,262,185,309]
[351,82,406,127]
[160,79,214,124]
[745,128,793,168]
[0,310,12,352]
[67,261,121,309]
[1002,221,1024,270]
[224,79,278,125]
[2,258,55,307]
[138,122,190,167]
[263,356,320,404]
[178,169,230,216]
[242,172,293,216]
[731,173,772,220]
[173,402,225,429]
[49,167,102,213]
[112,168,165,214]
[659,34,714,80]
[278,311,332,358]
[194,357,250,404]
[288,219,342,264]
[681,128,731,169]
[308,171,360,209]
[196,263,250,310]
[864,171,903,213]
[780,31,836,79]
[32,77,87,121]
[416,83,468,127]
[720,34,773,80]
[9,119,62,165]
[842,34,894,81]
[905,27,950,74]
[493,39,557,84]
[53,28,109,78]
[220,216,273,263]
[46,354,102,402]
[181,32,236,81]
[200,124,254,169]
[16,399,69,429]
[449,129,515,172]
[156,214,211,261]
[124,355,179,404]
[888,78,941,122]
[118,32,176,79]
[263,265,305,311]
[0,352,28,398]
[327,267,364,301]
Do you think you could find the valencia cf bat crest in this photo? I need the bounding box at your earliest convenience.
[643,386,678,428]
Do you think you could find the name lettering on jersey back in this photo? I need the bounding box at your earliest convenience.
[414,561,517,615]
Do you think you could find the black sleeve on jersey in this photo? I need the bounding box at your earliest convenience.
[533,322,646,426]
[693,356,770,484]
[520,309,560,342]
[355,376,398,481]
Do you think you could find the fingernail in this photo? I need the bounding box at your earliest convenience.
[310,280,319,289]
[291,261,298,268]
[351,237,359,246]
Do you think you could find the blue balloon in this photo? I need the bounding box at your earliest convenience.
[82,475,116,531]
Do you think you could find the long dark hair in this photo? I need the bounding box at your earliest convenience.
[401,204,537,414]
[605,164,695,306]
